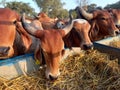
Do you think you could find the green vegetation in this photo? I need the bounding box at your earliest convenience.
[0,0,120,18]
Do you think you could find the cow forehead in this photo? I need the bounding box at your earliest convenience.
[40,30,64,52]
[73,19,87,24]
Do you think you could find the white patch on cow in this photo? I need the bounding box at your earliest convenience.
[73,19,87,24]
[57,22,65,29]
[118,20,120,25]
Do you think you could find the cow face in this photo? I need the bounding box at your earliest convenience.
[93,10,119,36]
[77,7,119,41]
[56,19,93,50]
[73,19,93,50]
[36,30,65,80]
[0,8,20,59]
[21,13,74,80]
[108,9,120,31]
[35,12,58,29]
[36,12,58,23]
[108,9,120,26]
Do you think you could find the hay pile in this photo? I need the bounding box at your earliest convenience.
[0,50,120,90]
[109,40,120,48]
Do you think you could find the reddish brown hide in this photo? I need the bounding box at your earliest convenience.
[75,7,119,41]
[0,8,20,59]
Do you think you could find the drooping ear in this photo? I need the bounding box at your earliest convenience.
[34,30,44,39]
[89,20,99,41]
[15,22,32,50]
[34,42,45,65]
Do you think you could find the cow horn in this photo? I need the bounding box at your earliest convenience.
[34,15,40,19]
[21,13,38,36]
[69,9,73,21]
[62,10,73,35]
[79,7,93,20]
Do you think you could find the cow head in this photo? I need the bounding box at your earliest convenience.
[78,7,119,41]
[0,8,20,59]
[56,12,93,50]
[108,9,120,32]
[14,18,43,56]
[35,12,58,22]
[73,19,93,50]
[35,12,58,29]
[21,13,75,80]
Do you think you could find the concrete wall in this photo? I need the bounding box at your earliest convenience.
[0,48,81,80]
[95,35,120,45]
[0,54,39,79]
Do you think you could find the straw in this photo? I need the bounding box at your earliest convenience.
[0,50,120,90]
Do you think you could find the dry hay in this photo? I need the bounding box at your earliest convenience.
[0,50,120,90]
[109,40,120,59]
[109,40,120,48]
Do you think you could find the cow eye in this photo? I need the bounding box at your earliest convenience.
[101,17,106,20]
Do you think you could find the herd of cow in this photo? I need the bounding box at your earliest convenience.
[0,7,120,80]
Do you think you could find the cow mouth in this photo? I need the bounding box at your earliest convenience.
[82,44,93,50]
[116,24,120,34]
[115,29,120,35]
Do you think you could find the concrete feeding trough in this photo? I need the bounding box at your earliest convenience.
[0,53,39,80]
[0,35,120,80]
[93,35,120,63]
[0,48,81,80]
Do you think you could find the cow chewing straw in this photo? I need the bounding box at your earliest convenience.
[0,50,120,90]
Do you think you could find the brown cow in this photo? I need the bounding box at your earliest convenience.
[63,19,93,50]
[14,19,43,56]
[108,8,120,30]
[0,8,43,59]
[0,8,20,59]
[75,7,119,41]
[21,13,92,80]
[35,12,64,29]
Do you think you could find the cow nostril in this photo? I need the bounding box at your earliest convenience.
[49,75,58,81]
[115,30,120,35]
[83,45,88,50]
[116,24,120,29]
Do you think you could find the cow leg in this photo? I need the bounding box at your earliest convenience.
[0,46,10,56]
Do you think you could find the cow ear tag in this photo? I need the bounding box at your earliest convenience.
[35,59,41,65]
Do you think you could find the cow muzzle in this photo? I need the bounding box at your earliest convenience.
[83,44,93,50]
[46,70,60,81]
[115,29,120,35]
[116,24,120,30]
[0,46,10,57]
[49,74,58,81]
